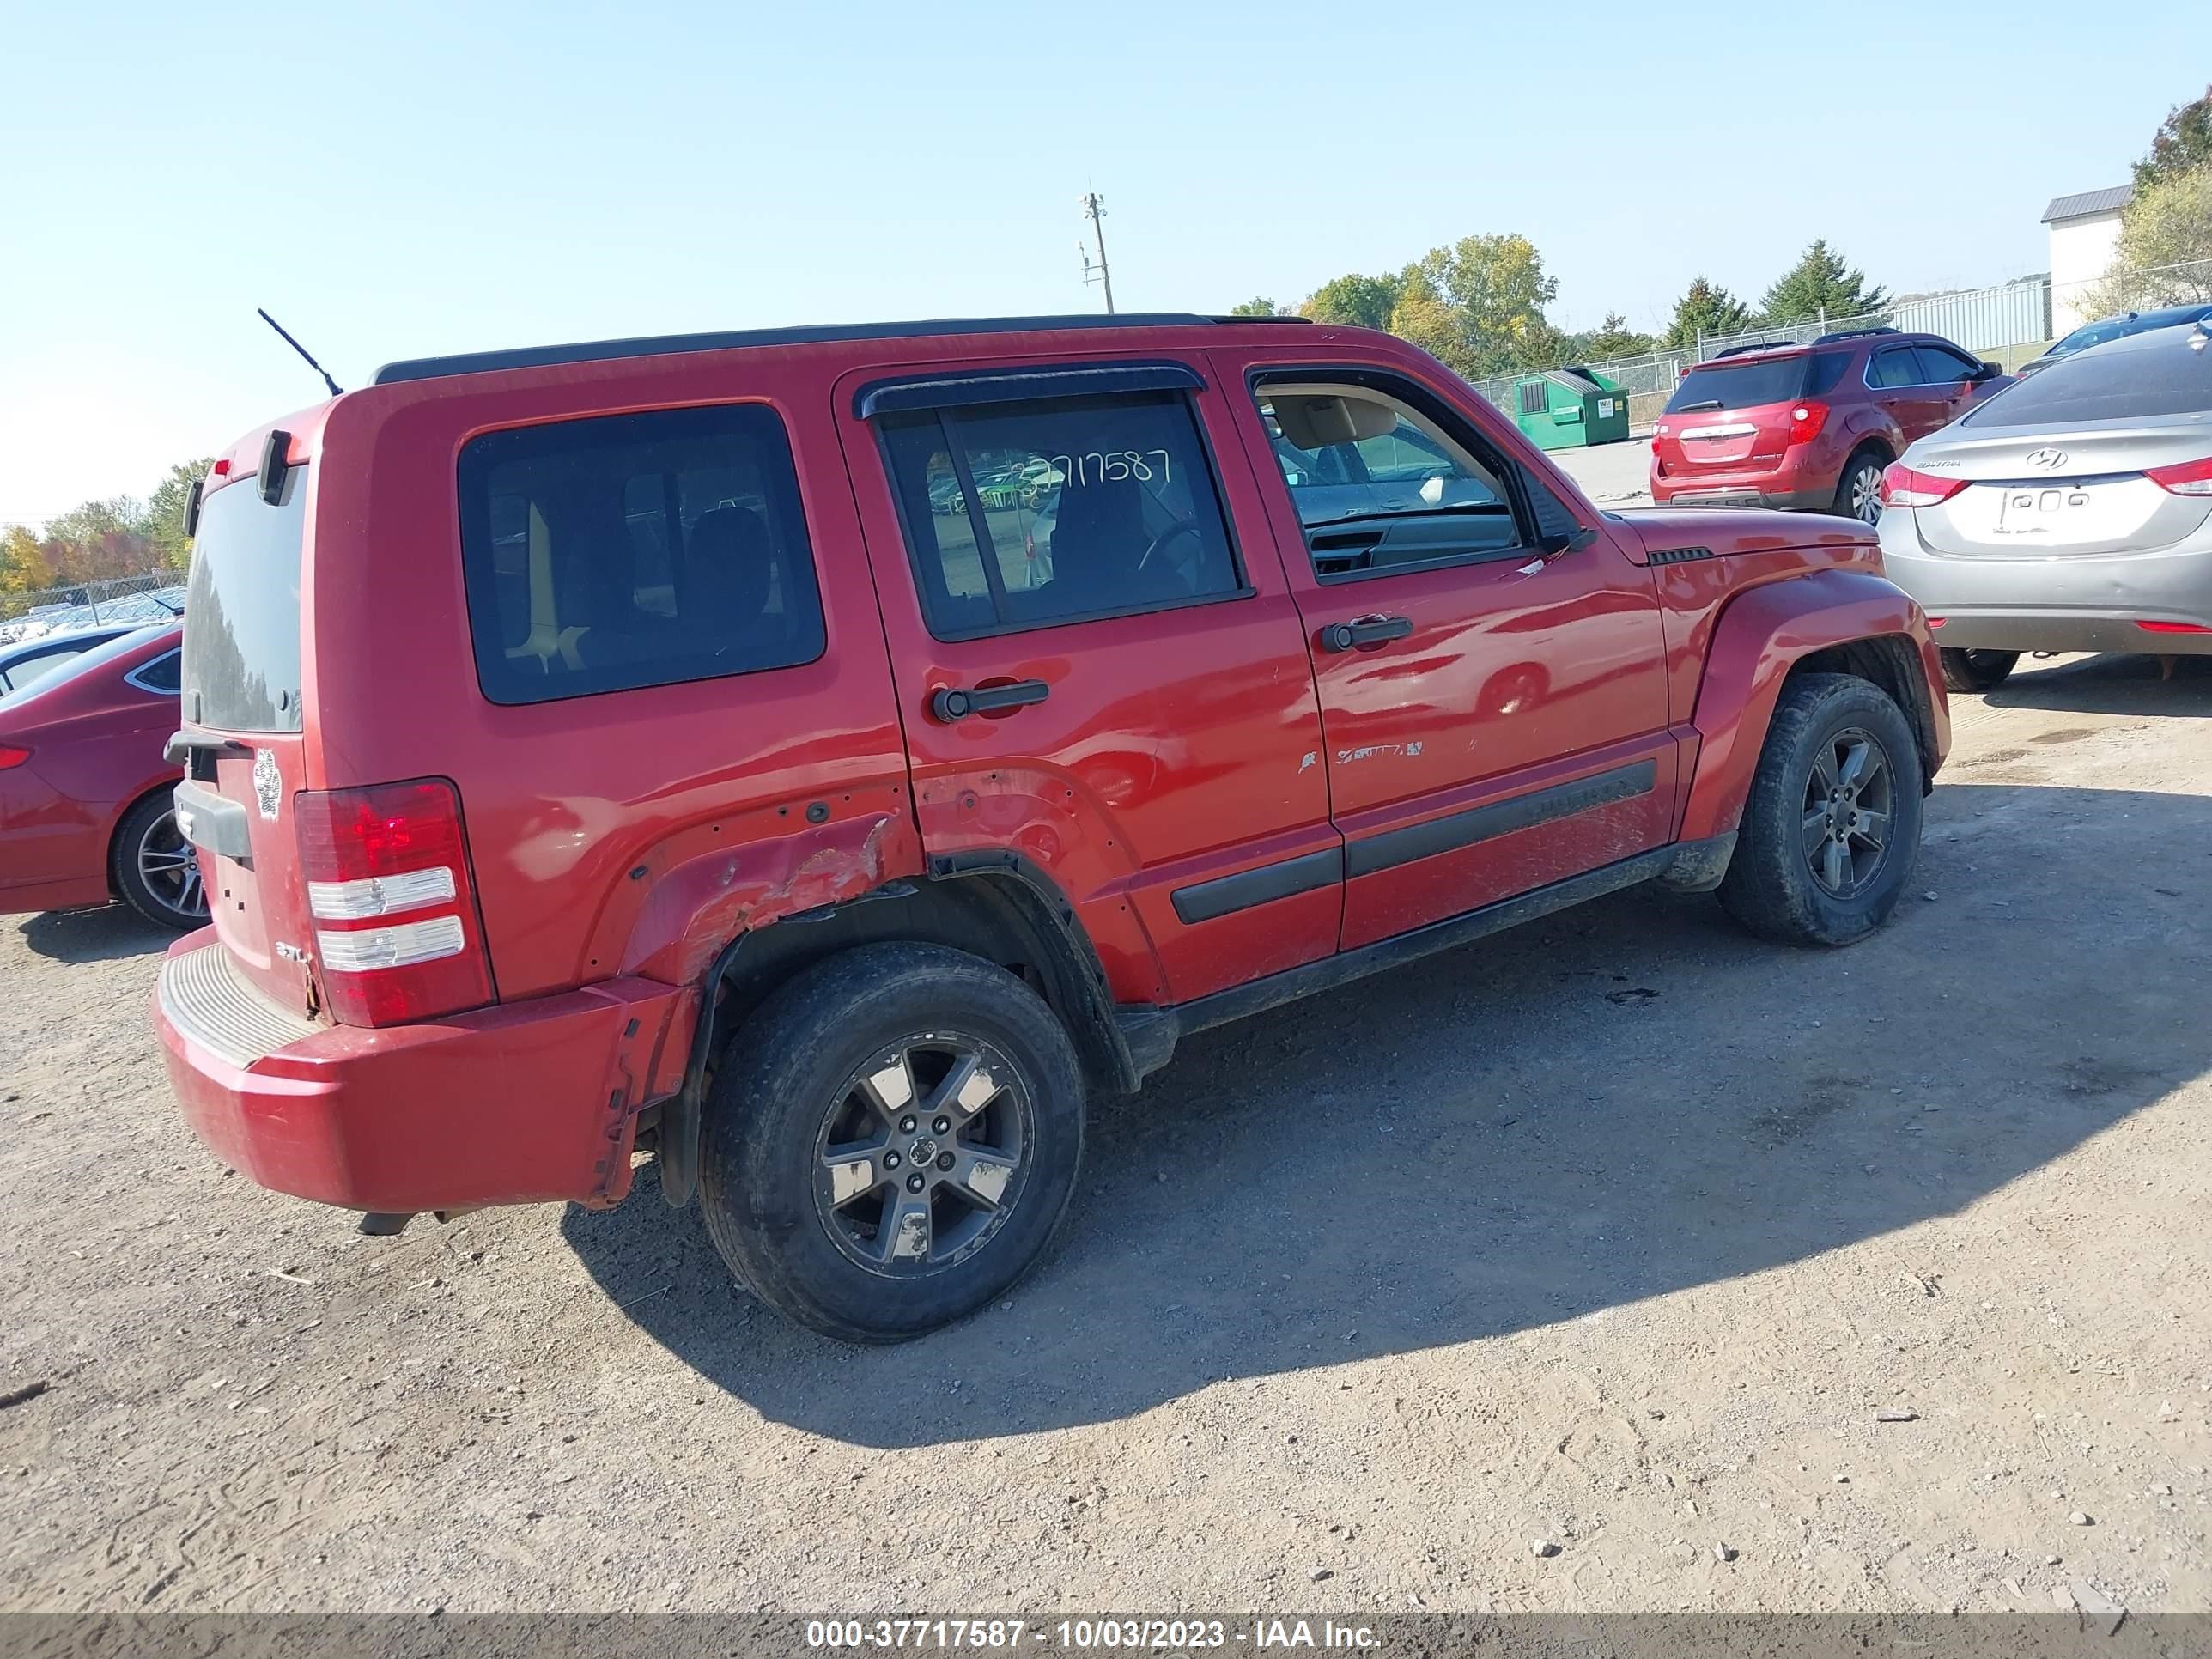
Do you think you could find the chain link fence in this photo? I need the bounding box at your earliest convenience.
[0,571,185,640]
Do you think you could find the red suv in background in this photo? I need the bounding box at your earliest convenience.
[1651,328,2010,524]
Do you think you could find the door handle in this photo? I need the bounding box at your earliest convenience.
[1320,615,1413,653]
[931,679,1050,722]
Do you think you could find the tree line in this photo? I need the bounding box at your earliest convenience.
[1231,234,1887,379]
[1233,85,2212,376]
[1,459,210,600]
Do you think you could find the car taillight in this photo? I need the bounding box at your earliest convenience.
[1880,462,1967,508]
[1785,401,1830,444]
[2137,620,2212,634]
[2145,454,2212,496]
[0,744,28,770]
[1927,617,1947,629]
[294,777,494,1027]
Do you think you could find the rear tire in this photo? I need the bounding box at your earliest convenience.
[1833,447,1888,525]
[1938,647,2020,692]
[110,792,208,930]
[698,942,1085,1343]
[1718,672,1923,947]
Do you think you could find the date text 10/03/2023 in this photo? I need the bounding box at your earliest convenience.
[805,1619,1382,1650]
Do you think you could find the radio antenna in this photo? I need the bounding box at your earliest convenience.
[256,308,344,398]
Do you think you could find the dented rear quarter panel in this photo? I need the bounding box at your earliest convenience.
[305,350,918,1006]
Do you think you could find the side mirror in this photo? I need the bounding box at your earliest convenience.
[1972,361,2002,383]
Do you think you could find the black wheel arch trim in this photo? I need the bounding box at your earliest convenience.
[659,854,1138,1209]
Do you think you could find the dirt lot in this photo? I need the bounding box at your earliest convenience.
[3,654,2209,1616]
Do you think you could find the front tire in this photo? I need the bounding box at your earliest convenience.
[1938,647,2019,692]
[1833,447,1888,525]
[698,942,1085,1343]
[1718,673,1923,947]
[110,793,209,929]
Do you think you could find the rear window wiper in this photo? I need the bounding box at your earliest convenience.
[1673,398,1723,412]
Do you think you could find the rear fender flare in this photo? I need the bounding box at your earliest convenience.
[1679,568,1943,843]
[655,854,1138,1210]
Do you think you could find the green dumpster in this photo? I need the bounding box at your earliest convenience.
[1510,366,1632,451]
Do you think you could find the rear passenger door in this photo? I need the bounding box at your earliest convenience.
[836,360,1339,1006]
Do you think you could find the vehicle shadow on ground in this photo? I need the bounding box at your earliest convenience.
[562,782,2212,1449]
[15,905,173,964]
[1984,652,2212,718]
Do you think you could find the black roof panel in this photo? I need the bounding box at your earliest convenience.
[371,312,1304,386]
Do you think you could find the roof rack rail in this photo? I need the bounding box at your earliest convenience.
[374,313,1242,386]
[1812,325,1899,344]
[1713,340,1801,358]
[1212,313,1316,325]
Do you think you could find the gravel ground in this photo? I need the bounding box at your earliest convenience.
[1548,437,1654,509]
[2,653,2209,1615]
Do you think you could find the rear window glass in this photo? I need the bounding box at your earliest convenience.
[1963,328,2212,427]
[458,404,827,705]
[1664,357,1808,413]
[879,391,1241,639]
[181,472,307,732]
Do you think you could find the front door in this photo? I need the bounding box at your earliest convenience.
[1218,353,1680,951]
[835,358,1340,1006]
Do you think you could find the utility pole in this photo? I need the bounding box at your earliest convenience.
[1079,192,1115,314]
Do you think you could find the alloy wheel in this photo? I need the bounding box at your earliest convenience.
[1849,462,1884,525]
[813,1033,1032,1276]
[1800,726,1895,897]
[137,811,206,921]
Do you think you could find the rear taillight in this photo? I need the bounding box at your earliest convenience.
[1880,462,1967,508]
[1785,401,1830,445]
[2145,454,2212,496]
[1927,617,1948,629]
[295,778,494,1026]
[2137,620,2212,634]
[0,744,29,771]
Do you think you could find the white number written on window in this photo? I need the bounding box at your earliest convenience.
[1047,449,1174,488]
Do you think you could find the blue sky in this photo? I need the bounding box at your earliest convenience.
[1,1,2198,526]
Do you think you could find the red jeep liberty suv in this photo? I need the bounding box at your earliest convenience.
[1651,327,2009,524]
[156,313,1948,1341]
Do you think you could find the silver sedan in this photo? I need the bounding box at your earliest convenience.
[1876,318,2212,691]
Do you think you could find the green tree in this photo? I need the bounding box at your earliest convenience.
[1228,296,1281,317]
[143,458,214,571]
[2074,167,2212,315]
[1299,271,1403,331]
[1386,234,1559,379]
[1565,312,1655,362]
[0,525,52,600]
[1660,276,1754,349]
[1758,240,1888,327]
[2135,84,2212,191]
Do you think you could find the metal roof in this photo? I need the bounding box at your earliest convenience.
[372,313,1310,386]
[2042,185,2133,223]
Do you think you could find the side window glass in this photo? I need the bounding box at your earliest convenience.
[456,403,828,705]
[1803,350,1853,397]
[1255,380,1525,579]
[1869,348,1921,390]
[1915,344,1976,384]
[879,392,1241,638]
[131,650,183,693]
